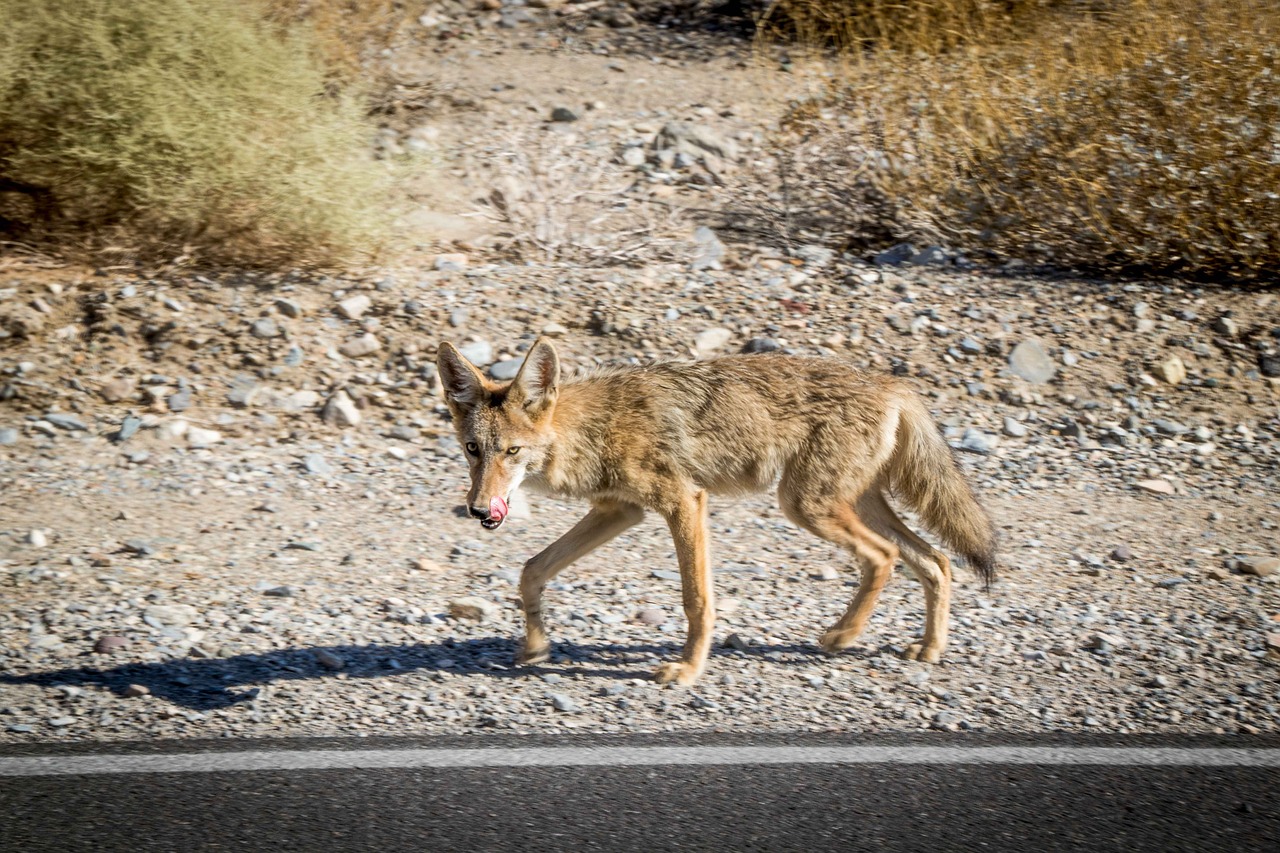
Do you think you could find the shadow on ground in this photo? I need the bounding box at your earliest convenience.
[1,637,841,711]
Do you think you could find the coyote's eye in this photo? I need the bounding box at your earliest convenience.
[465,442,479,455]
[507,446,521,455]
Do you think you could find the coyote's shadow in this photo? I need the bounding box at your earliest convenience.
[0,637,834,712]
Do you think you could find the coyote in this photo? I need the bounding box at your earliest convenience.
[436,338,996,686]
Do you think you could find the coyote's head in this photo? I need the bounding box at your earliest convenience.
[435,338,560,530]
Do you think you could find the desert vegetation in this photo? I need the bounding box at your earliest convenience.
[766,0,1280,279]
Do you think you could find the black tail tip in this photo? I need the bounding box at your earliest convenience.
[967,545,998,592]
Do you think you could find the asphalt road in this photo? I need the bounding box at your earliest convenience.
[3,733,1278,852]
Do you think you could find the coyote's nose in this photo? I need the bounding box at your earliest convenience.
[468,504,490,521]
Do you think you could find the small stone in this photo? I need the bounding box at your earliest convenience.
[46,412,88,431]
[694,327,733,355]
[1155,355,1187,385]
[550,106,579,122]
[742,337,781,354]
[449,309,469,327]
[26,529,48,547]
[724,633,750,652]
[1239,556,1279,578]
[434,253,468,272]
[95,635,129,654]
[251,318,280,339]
[166,388,192,412]
[1009,340,1056,384]
[449,596,498,622]
[186,426,221,447]
[1002,417,1027,438]
[873,243,916,266]
[1146,675,1171,689]
[262,586,295,598]
[1260,353,1280,378]
[322,391,362,428]
[0,427,17,445]
[550,693,579,712]
[489,359,522,381]
[143,604,197,627]
[1212,315,1240,338]
[1136,479,1175,496]
[620,146,646,167]
[100,377,136,403]
[315,650,345,670]
[635,607,665,626]
[122,684,150,698]
[340,334,381,358]
[1110,545,1133,562]
[541,322,568,337]
[337,294,372,320]
[112,416,142,444]
[303,453,334,476]
[458,340,494,366]
[275,298,302,318]
[958,428,996,455]
[690,226,726,271]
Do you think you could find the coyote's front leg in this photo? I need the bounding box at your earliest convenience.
[516,502,644,665]
[654,489,715,686]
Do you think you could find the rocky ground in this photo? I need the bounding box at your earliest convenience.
[1,3,1279,742]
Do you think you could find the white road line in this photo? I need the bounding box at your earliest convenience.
[2,745,1279,777]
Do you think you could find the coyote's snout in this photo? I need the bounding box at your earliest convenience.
[436,338,996,686]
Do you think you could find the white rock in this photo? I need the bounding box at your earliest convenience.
[158,419,189,440]
[186,426,222,447]
[694,327,732,355]
[340,334,381,358]
[323,390,362,427]
[1155,355,1186,385]
[449,597,498,622]
[27,529,48,548]
[143,604,198,627]
[336,294,372,320]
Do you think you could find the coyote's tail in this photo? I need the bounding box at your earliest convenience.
[888,396,997,587]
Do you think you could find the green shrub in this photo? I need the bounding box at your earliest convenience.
[0,0,392,265]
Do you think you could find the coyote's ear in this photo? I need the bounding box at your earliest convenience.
[436,342,486,411]
[510,338,559,414]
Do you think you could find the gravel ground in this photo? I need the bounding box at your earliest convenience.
[2,7,1279,742]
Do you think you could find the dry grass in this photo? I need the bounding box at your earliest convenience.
[770,0,1280,279]
[0,0,394,267]
[261,0,426,85]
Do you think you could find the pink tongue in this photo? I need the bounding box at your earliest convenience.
[489,496,508,522]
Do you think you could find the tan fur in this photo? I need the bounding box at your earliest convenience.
[436,338,997,686]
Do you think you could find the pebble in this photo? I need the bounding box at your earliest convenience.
[322,391,362,428]
[275,298,302,318]
[26,529,48,547]
[122,684,150,698]
[690,226,726,271]
[251,318,281,339]
[0,426,17,445]
[45,412,88,431]
[94,635,130,654]
[143,604,198,627]
[337,294,373,320]
[449,597,499,622]
[550,106,579,123]
[340,334,381,358]
[1156,355,1187,385]
[315,650,345,670]
[490,359,523,381]
[1002,417,1027,438]
[1239,557,1279,578]
[742,337,781,353]
[1136,479,1175,496]
[458,340,494,366]
[551,693,580,712]
[303,453,335,476]
[1008,340,1056,384]
[186,426,222,447]
[694,327,733,355]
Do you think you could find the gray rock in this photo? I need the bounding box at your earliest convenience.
[1153,418,1189,436]
[655,121,739,162]
[490,358,523,381]
[122,684,150,698]
[909,246,948,266]
[337,294,372,320]
[449,596,498,622]
[742,337,781,354]
[794,245,835,268]
[142,604,197,627]
[303,453,334,476]
[94,635,129,654]
[315,650,345,670]
[449,309,469,327]
[1002,417,1028,438]
[620,146,646,167]
[322,391,362,428]
[251,318,280,339]
[166,388,192,412]
[390,425,420,441]
[694,327,733,355]
[45,413,88,431]
[550,106,579,122]
[959,337,983,355]
[873,243,917,266]
[113,416,142,443]
[636,607,666,626]
[958,428,996,455]
[690,226,726,271]
[458,340,494,366]
[0,427,17,445]
[550,693,579,712]
[1009,340,1057,384]
[1239,556,1279,578]
[275,298,302,318]
[340,334,381,358]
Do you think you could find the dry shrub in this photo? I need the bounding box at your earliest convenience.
[775,0,1280,279]
[261,0,425,84]
[0,0,392,266]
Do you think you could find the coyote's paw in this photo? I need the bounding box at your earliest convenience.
[818,628,857,655]
[902,640,943,664]
[653,660,702,686]
[516,643,550,666]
